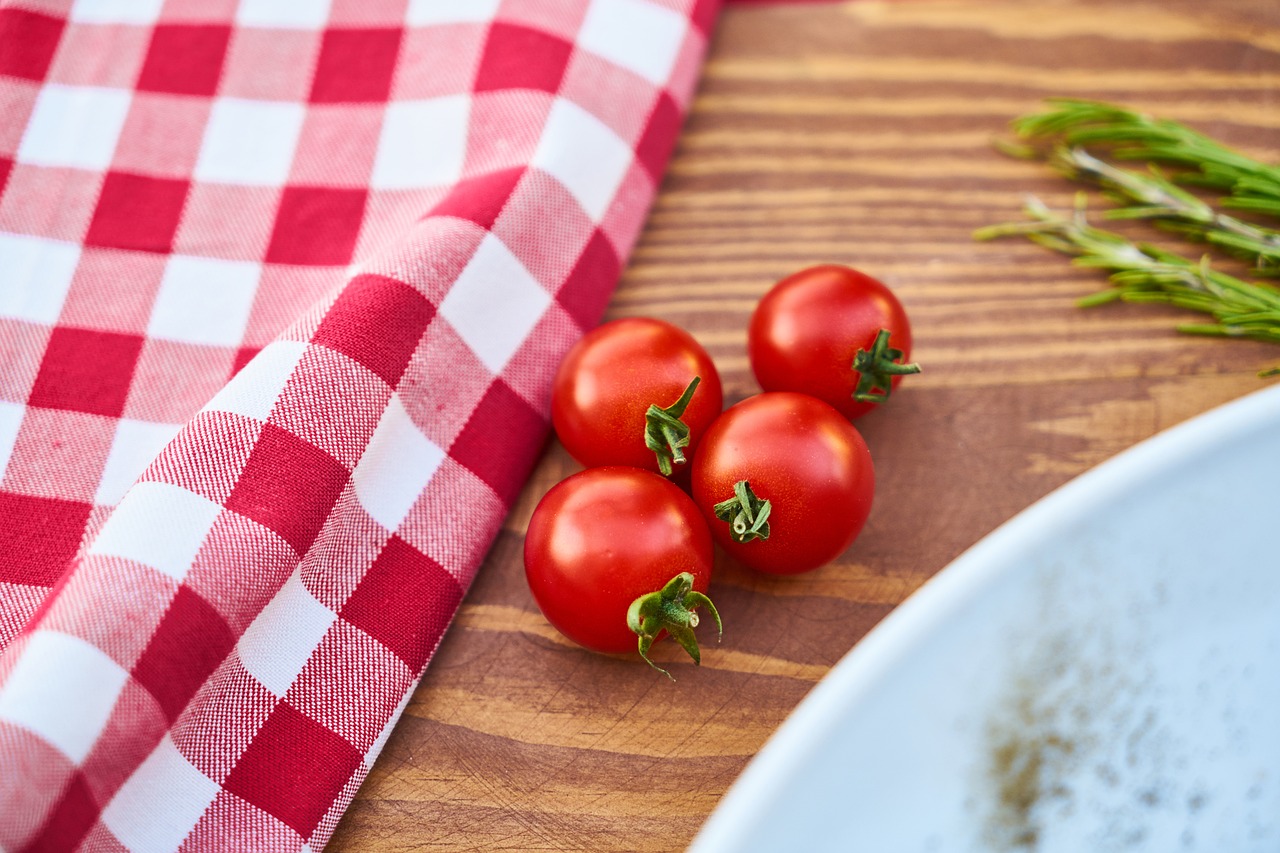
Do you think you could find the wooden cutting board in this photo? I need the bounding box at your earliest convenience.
[332,0,1279,849]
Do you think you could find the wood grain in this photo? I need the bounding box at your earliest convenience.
[332,1,1280,849]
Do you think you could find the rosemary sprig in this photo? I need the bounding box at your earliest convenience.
[975,196,1280,375]
[1010,98,1280,218]
[1043,146,1280,273]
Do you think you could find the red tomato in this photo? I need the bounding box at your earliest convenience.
[524,467,718,670]
[748,264,919,420]
[691,392,875,575]
[552,318,723,478]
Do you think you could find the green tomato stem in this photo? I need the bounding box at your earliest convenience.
[626,572,722,681]
[712,480,772,544]
[852,328,921,404]
[644,376,701,476]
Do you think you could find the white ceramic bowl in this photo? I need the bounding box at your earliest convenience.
[692,384,1280,853]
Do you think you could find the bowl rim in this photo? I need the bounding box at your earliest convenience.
[691,382,1280,852]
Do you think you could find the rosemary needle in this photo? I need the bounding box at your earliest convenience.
[1010,98,1280,218]
[975,196,1280,375]
[1046,146,1280,274]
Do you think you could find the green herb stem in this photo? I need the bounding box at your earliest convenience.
[1011,98,1280,216]
[1045,146,1280,273]
[974,196,1280,374]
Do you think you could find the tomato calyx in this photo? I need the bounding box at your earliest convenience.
[712,480,772,544]
[852,328,922,403]
[626,572,722,681]
[644,377,702,476]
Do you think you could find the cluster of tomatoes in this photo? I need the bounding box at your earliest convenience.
[523,265,919,679]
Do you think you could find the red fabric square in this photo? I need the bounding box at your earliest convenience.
[265,187,367,266]
[556,229,619,331]
[223,702,362,837]
[231,346,260,377]
[340,535,462,670]
[447,379,546,506]
[0,158,11,200]
[85,172,190,255]
[0,493,91,587]
[132,586,235,724]
[635,91,681,182]
[26,772,97,853]
[426,167,523,231]
[27,327,144,418]
[310,28,402,103]
[312,274,434,386]
[225,422,349,555]
[136,24,231,96]
[691,0,720,35]
[0,9,64,82]
[473,23,572,94]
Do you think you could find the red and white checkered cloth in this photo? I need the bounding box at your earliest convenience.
[0,0,717,848]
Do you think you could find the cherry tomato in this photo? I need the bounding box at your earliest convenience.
[691,392,875,575]
[748,264,919,420]
[552,318,723,478]
[524,467,718,673]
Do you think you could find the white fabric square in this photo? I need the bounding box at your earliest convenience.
[532,99,633,222]
[237,573,336,696]
[95,419,184,506]
[194,98,305,187]
[16,85,131,171]
[578,0,687,85]
[90,482,222,582]
[0,401,22,479]
[353,395,445,531]
[0,233,80,325]
[0,631,129,765]
[439,234,551,374]
[235,0,332,29]
[148,255,261,347]
[102,736,219,853]
[370,96,470,190]
[203,340,307,422]
[405,0,501,24]
[70,0,165,24]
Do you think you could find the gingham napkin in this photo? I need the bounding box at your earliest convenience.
[0,0,717,848]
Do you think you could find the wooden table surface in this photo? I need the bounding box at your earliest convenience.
[332,1,1280,849]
